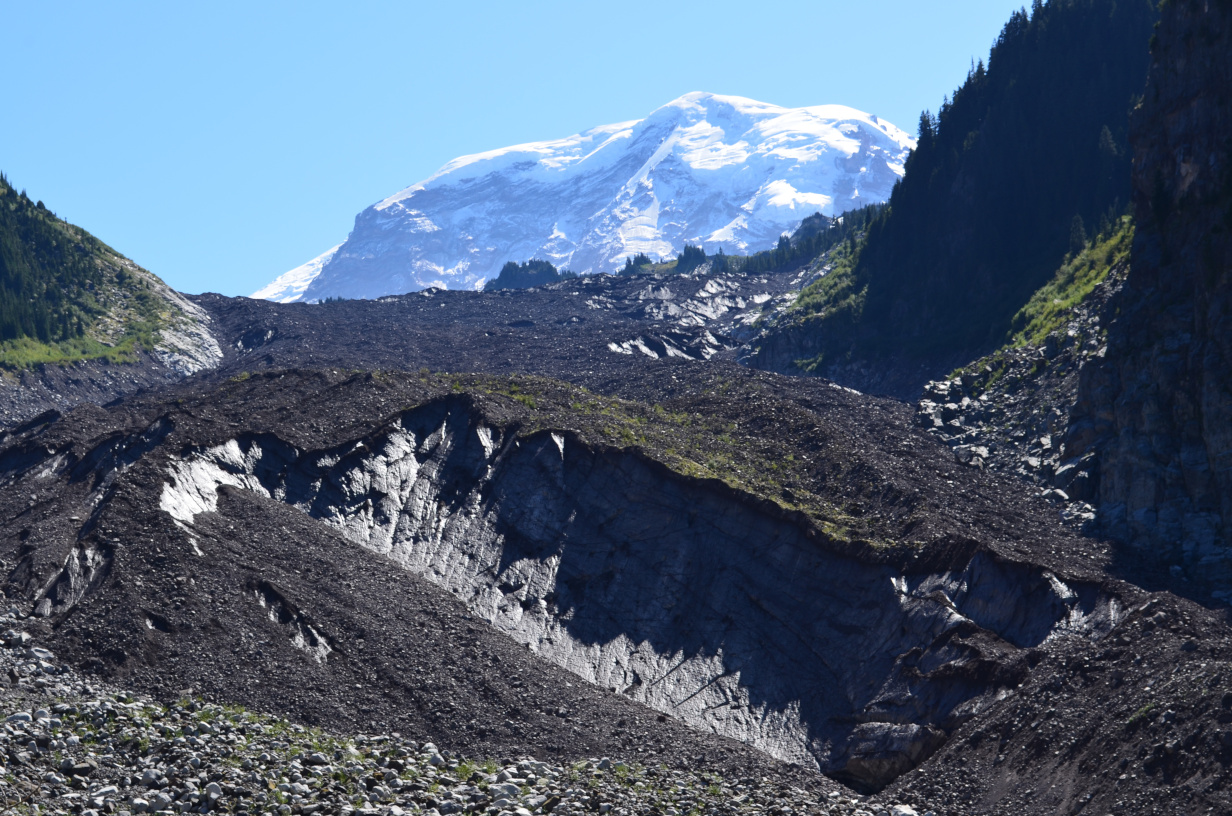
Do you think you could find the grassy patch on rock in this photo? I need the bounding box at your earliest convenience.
[1007,216,1133,349]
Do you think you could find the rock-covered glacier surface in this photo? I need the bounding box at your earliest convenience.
[257,92,913,302]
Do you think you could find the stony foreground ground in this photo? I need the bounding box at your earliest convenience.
[0,625,937,816]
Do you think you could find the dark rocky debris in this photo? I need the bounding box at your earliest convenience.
[0,365,1229,814]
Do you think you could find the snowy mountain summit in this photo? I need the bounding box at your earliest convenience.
[256,92,914,302]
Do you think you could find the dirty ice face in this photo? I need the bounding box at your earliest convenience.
[159,397,1117,789]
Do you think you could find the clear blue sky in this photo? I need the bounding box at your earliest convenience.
[2,1,1027,297]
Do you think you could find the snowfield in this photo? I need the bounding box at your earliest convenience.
[256,92,913,302]
[251,244,341,302]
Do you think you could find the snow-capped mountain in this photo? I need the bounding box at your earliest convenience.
[251,244,341,303]
[256,92,914,302]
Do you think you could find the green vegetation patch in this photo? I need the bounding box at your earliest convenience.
[1126,702,1157,727]
[1007,216,1132,348]
[944,217,1133,394]
[483,259,577,291]
[442,372,887,547]
[781,240,867,374]
[791,239,864,320]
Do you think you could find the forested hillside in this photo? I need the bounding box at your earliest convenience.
[734,205,884,277]
[0,174,165,366]
[755,0,1158,389]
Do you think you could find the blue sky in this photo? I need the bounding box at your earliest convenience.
[3,1,1027,297]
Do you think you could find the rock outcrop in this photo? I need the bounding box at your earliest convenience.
[5,366,1232,813]
[1070,0,1232,589]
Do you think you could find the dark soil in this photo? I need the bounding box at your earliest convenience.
[0,351,184,429]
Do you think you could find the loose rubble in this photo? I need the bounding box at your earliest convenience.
[0,629,937,816]
[913,272,1122,534]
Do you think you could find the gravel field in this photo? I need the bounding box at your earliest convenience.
[0,625,937,816]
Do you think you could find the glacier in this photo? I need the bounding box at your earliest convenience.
[251,244,342,303]
[257,92,914,302]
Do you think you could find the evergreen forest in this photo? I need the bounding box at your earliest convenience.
[0,174,165,367]
[784,0,1158,368]
[483,259,578,291]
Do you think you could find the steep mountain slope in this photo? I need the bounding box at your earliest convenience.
[0,175,220,373]
[0,176,221,424]
[912,219,1131,479]
[0,376,816,791]
[751,0,1158,397]
[5,365,1231,814]
[1068,0,1232,589]
[256,93,913,301]
[0,368,1122,789]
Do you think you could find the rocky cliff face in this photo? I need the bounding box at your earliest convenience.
[1071,0,1232,589]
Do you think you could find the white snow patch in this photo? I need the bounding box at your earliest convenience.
[251,244,343,303]
[476,426,496,458]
